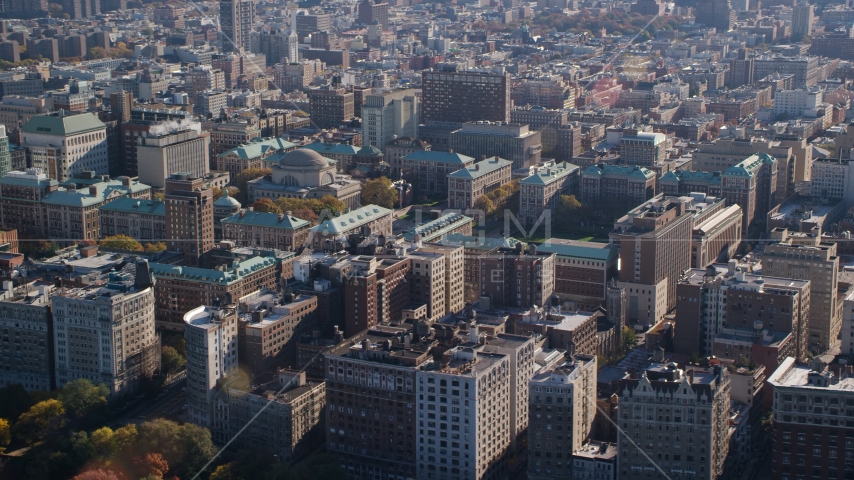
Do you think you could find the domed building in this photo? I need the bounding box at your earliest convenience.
[246,148,362,210]
[213,188,242,241]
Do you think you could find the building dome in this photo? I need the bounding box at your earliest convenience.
[279,148,329,168]
[214,188,241,209]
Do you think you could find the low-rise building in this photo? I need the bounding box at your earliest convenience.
[402,212,472,243]
[514,310,599,356]
[580,164,656,207]
[402,151,475,196]
[99,198,166,241]
[447,157,513,210]
[517,161,580,227]
[221,209,311,251]
[214,137,296,176]
[309,205,393,250]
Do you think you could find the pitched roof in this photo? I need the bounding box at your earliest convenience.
[301,142,361,156]
[217,137,296,160]
[99,198,165,216]
[21,112,106,136]
[537,239,618,262]
[402,212,473,242]
[221,210,310,230]
[447,157,513,179]
[311,205,393,235]
[149,256,279,285]
[42,178,151,207]
[439,233,521,250]
[519,161,579,185]
[402,151,476,165]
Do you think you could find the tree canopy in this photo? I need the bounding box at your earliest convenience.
[100,235,143,251]
[361,177,397,209]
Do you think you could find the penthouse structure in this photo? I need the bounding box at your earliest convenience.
[184,303,239,433]
[617,363,732,480]
[528,355,597,480]
[221,210,311,252]
[537,239,619,309]
[447,157,513,210]
[0,281,53,392]
[402,151,475,196]
[52,262,160,397]
[479,243,555,309]
[764,229,839,353]
[237,289,318,376]
[450,122,543,170]
[580,164,656,207]
[517,162,580,228]
[420,70,511,124]
[676,265,811,361]
[768,357,854,480]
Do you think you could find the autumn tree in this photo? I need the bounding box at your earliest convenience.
[161,346,185,374]
[100,235,143,251]
[59,379,109,428]
[212,186,240,201]
[144,242,167,253]
[251,198,282,214]
[555,194,583,228]
[0,418,9,453]
[133,453,169,478]
[72,469,119,480]
[233,168,272,203]
[361,177,397,209]
[12,399,66,445]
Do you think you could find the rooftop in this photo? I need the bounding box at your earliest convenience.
[221,210,310,230]
[537,239,617,262]
[21,111,105,136]
[311,205,393,235]
[519,161,579,186]
[402,150,475,165]
[447,156,513,179]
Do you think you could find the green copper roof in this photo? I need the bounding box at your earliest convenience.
[581,164,655,179]
[21,112,106,136]
[99,198,165,216]
[301,142,361,156]
[402,151,476,165]
[149,256,278,285]
[723,153,775,178]
[221,210,310,230]
[42,178,151,207]
[519,162,579,185]
[448,157,513,179]
[537,240,618,262]
[440,233,520,250]
[311,205,393,235]
[402,212,472,242]
[217,137,296,160]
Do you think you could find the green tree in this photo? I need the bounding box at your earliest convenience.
[622,326,637,350]
[87,47,107,59]
[137,419,217,479]
[233,168,272,203]
[251,198,282,214]
[0,417,10,453]
[161,346,185,374]
[12,399,66,445]
[473,195,495,216]
[100,235,143,251]
[58,379,109,420]
[361,177,397,209]
[153,193,165,202]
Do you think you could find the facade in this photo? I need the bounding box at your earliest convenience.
[342,256,411,337]
[0,281,53,392]
[792,4,815,38]
[763,229,840,354]
[691,205,743,268]
[308,87,355,129]
[537,239,619,309]
[358,0,389,28]
[420,70,511,124]
[384,136,430,178]
[690,137,796,194]
[580,164,656,207]
[515,310,599,357]
[619,131,666,166]
[99,198,166,241]
[222,209,311,252]
[517,161,580,227]
[510,106,568,155]
[207,122,261,158]
[309,205,394,250]
[185,66,227,95]
[402,151,475,195]
[721,153,778,232]
[250,29,298,65]
[676,266,811,361]
[528,355,597,480]
[768,357,854,480]
[184,303,239,432]
[220,0,255,52]
[479,244,555,309]
[416,243,465,319]
[0,125,10,178]
[137,129,211,190]
[772,88,822,119]
[53,262,160,397]
[447,157,513,210]
[408,251,448,323]
[362,89,419,149]
[215,137,296,176]
[164,174,214,266]
[450,122,543,170]
[694,0,734,32]
[21,112,108,182]
[617,363,731,480]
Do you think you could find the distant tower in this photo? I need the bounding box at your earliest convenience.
[220,0,256,53]
[605,277,626,328]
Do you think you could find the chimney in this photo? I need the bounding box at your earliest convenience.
[89,186,98,196]
[469,324,478,344]
[121,176,131,187]
[278,213,285,222]
[475,163,480,170]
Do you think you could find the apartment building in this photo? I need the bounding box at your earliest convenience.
[237,289,318,376]
[768,357,854,480]
[617,363,732,480]
[416,345,512,480]
[676,265,811,361]
[579,164,656,207]
[439,234,520,304]
[99,198,166,241]
[528,354,597,480]
[517,161,580,228]
[137,129,211,190]
[224,370,325,462]
[185,66,227,95]
[308,87,355,129]
[510,106,567,155]
[164,174,214,266]
[420,70,511,124]
[514,310,599,356]
[537,239,619,309]
[721,153,778,232]
[184,303,239,434]
[221,210,311,252]
[450,122,543,170]
[53,261,160,397]
[447,157,513,210]
[0,281,53,392]
[324,325,431,480]
[220,0,255,52]
[21,111,108,182]
[690,137,795,195]
[763,229,840,354]
[415,243,465,318]
[402,151,475,196]
[207,122,261,158]
[619,131,667,166]
[150,255,284,330]
[479,243,555,309]
[610,194,698,312]
[409,251,447,322]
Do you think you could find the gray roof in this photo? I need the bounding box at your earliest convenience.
[448,157,513,179]
[99,198,165,216]
[311,205,393,235]
[221,210,310,230]
[402,151,476,165]
[21,112,106,136]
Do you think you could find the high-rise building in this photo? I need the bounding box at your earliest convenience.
[450,122,542,169]
[358,0,389,28]
[727,49,754,89]
[185,66,227,95]
[619,131,667,166]
[164,173,214,266]
[415,243,465,318]
[295,13,332,42]
[421,70,511,124]
[0,125,10,178]
[362,89,419,149]
[694,0,735,33]
[764,228,840,354]
[528,354,597,480]
[675,265,811,361]
[510,107,567,156]
[21,111,108,182]
[753,55,822,88]
[720,153,777,233]
[308,87,355,129]
[0,281,53,392]
[53,261,160,397]
[0,41,20,63]
[184,302,239,433]
[537,239,619,309]
[617,363,732,480]
[479,244,555,309]
[768,357,854,480]
[220,0,255,53]
[792,4,815,38]
[137,128,211,190]
[408,251,447,322]
[250,29,298,65]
